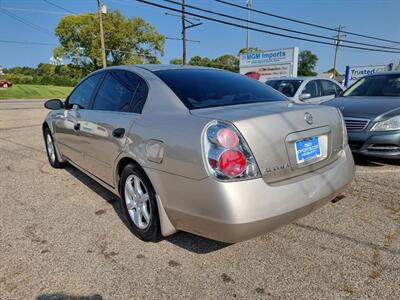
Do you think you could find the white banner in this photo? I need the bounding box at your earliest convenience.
[239,47,299,82]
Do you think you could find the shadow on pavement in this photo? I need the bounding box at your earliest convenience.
[353,153,400,167]
[36,293,102,300]
[64,165,228,254]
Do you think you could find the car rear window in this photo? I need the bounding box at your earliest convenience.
[154,69,287,109]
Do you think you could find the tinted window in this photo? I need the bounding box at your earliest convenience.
[131,81,148,113]
[93,71,140,112]
[302,80,320,98]
[320,80,340,96]
[266,80,303,97]
[68,73,103,109]
[155,69,287,109]
[344,74,400,97]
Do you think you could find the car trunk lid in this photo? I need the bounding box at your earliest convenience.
[191,101,344,183]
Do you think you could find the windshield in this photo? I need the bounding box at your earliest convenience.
[154,69,287,109]
[343,74,400,97]
[266,79,303,97]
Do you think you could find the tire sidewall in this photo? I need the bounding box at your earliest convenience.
[44,128,61,168]
[120,163,160,241]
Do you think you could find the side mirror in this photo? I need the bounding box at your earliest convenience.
[299,93,312,101]
[44,99,63,110]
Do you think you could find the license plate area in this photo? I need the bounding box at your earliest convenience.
[295,136,322,164]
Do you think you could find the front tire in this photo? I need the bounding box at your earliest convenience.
[120,163,161,242]
[44,127,65,168]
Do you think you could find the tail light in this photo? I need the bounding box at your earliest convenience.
[203,120,260,180]
[336,109,348,149]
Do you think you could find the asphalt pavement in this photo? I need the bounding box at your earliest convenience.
[0,100,399,300]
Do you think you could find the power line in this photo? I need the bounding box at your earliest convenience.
[135,0,400,54]
[42,0,76,15]
[0,40,57,46]
[162,0,400,51]
[0,8,54,37]
[215,0,400,45]
[0,7,67,15]
[0,39,157,58]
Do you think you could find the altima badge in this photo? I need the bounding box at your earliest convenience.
[304,112,313,125]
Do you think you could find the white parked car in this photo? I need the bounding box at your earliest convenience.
[266,77,344,104]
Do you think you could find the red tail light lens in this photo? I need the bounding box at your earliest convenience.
[203,120,260,181]
[219,150,247,177]
[217,128,239,148]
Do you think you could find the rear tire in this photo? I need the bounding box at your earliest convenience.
[44,127,65,169]
[120,163,161,242]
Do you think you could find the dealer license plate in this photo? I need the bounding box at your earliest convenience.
[295,136,321,164]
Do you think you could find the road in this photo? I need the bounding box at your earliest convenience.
[1,100,399,300]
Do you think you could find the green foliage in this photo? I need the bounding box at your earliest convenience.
[54,10,165,70]
[170,58,183,65]
[396,64,400,71]
[188,54,239,72]
[238,47,262,55]
[4,63,85,86]
[298,50,318,76]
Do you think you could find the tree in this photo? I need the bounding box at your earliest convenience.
[170,58,182,65]
[396,63,400,71]
[297,50,318,76]
[327,68,342,76]
[212,54,239,72]
[188,54,239,72]
[238,47,262,55]
[54,10,165,71]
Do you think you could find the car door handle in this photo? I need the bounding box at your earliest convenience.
[74,123,80,131]
[112,128,125,138]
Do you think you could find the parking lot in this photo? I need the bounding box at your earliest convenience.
[0,100,399,299]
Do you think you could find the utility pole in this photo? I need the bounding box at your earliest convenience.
[97,0,107,68]
[246,0,252,49]
[181,0,186,65]
[332,25,346,79]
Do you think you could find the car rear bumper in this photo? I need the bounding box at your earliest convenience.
[146,146,355,243]
[348,130,400,159]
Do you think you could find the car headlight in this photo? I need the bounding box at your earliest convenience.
[370,116,400,131]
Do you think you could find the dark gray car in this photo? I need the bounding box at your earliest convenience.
[325,72,400,159]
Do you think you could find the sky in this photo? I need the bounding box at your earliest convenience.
[0,0,399,74]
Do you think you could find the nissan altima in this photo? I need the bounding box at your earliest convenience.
[42,65,355,243]
[326,72,400,160]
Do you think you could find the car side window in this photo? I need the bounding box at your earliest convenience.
[93,71,140,112]
[303,80,320,98]
[67,73,103,109]
[320,80,340,96]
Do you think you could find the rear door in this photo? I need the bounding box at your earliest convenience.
[52,73,104,165]
[77,70,148,186]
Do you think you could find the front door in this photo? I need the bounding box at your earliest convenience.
[53,73,104,165]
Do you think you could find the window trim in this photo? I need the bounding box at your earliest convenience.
[65,71,106,110]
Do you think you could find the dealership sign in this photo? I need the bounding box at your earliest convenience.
[344,63,394,87]
[239,47,299,81]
